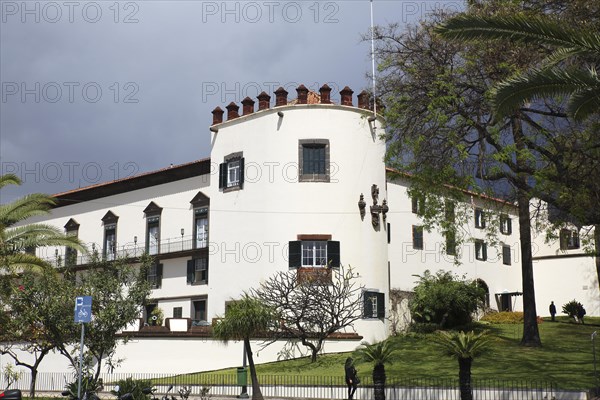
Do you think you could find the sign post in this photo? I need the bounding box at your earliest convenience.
[74,296,92,400]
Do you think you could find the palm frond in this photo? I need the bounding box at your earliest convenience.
[0,193,56,227]
[492,67,600,118]
[436,14,600,56]
[2,252,53,273]
[355,340,396,365]
[0,174,21,189]
[433,331,491,359]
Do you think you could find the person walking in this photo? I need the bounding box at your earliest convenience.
[549,301,557,322]
[344,357,359,400]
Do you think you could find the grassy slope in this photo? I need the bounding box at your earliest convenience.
[184,318,600,391]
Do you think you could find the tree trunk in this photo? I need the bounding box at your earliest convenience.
[513,116,541,347]
[244,338,264,400]
[517,188,541,347]
[373,363,386,400]
[458,357,472,400]
[29,368,38,399]
[595,225,600,295]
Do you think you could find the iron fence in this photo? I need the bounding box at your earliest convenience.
[1,372,582,400]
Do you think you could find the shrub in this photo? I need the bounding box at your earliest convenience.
[481,311,523,324]
[409,322,440,334]
[409,270,485,328]
[112,377,152,400]
[64,375,102,400]
[563,300,584,319]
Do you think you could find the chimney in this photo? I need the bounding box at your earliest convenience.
[257,91,271,111]
[212,106,224,125]
[241,97,255,115]
[340,86,354,106]
[319,84,332,104]
[357,90,370,109]
[226,102,240,120]
[274,87,288,107]
[296,84,309,105]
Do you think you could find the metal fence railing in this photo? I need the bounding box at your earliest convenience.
[1,372,583,400]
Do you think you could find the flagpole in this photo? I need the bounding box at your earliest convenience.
[370,0,377,118]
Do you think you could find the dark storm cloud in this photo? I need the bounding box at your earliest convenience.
[0,0,463,203]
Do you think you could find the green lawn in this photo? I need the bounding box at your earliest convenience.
[175,318,600,391]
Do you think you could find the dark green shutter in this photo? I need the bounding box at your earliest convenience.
[156,263,163,289]
[506,217,512,235]
[482,243,487,261]
[187,260,194,284]
[239,157,245,188]
[503,246,511,265]
[376,292,385,318]
[327,241,340,268]
[411,197,418,214]
[219,163,227,189]
[289,241,301,269]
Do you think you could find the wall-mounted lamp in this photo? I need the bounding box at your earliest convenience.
[277,111,284,118]
[210,126,219,133]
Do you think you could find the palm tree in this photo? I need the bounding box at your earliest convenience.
[0,174,85,272]
[354,340,396,400]
[435,14,600,120]
[212,295,275,400]
[433,331,491,400]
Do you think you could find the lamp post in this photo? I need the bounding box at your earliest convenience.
[593,331,598,395]
[181,228,185,251]
[134,236,138,256]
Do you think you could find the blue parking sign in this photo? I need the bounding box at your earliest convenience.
[74,296,92,323]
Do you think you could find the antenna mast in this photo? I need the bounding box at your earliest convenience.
[370,0,377,118]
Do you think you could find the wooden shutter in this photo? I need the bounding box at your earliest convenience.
[482,243,488,261]
[327,241,340,268]
[288,241,301,269]
[506,217,512,235]
[503,245,511,265]
[239,157,245,188]
[219,163,227,189]
[186,260,194,284]
[411,197,418,214]
[156,263,163,289]
[376,292,385,318]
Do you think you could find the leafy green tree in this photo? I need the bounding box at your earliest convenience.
[410,270,485,329]
[433,331,491,400]
[0,269,77,398]
[354,341,396,400]
[372,0,600,347]
[0,174,85,272]
[213,295,275,400]
[73,253,153,379]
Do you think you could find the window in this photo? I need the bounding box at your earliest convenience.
[192,299,207,323]
[190,191,210,249]
[500,214,512,235]
[502,244,511,265]
[299,139,330,182]
[104,225,116,261]
[475,240,487,261]
[363,291,385,318]
[146,218,160,255]
[147,262,163,289]
[64,218,79,267]
[475,208,486,229]
[194,209,209,249]
[412,225,423,250]
[145,304,157,325]
[144,202,162,255]
[187,257,208,285]
[288,238,340,269]
[560,228,580,250]
[101,211,118,261]
[445,230,456,256]
[173,307,183,319]
[219,152,244,190]
[411,195,425,215]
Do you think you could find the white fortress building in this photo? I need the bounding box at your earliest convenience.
[10,83,599,374]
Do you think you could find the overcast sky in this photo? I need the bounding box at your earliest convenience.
[0,0,464,202]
